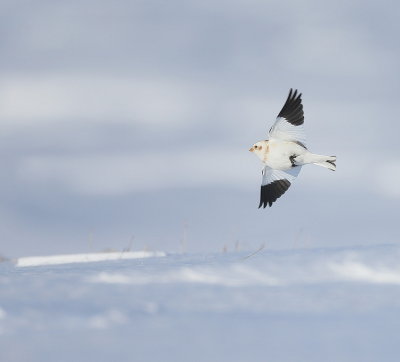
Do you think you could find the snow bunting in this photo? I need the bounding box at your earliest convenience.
[249,89,336,208]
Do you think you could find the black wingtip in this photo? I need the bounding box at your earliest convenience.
[277,89,304,126]
[258,179,291,209]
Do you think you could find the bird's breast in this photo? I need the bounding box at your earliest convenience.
[261,143,270,162]
[263,141,298,170]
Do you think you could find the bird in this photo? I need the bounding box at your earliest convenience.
[249,89,336,208]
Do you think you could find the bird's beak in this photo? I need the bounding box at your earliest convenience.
[249,147,254,152]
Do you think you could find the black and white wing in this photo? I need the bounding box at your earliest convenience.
[269,89,306,146]
[259,166,301,208]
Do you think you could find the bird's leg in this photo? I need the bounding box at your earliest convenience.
[289,155,297,167]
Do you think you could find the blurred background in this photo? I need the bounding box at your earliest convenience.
[0,0,399,257]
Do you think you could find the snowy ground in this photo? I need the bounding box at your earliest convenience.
[2,244,400,362]
[15,251,166,267]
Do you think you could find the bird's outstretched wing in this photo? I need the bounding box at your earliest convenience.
[259,166,301,208]
[269,89,306,146]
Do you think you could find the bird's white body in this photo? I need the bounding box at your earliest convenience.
[252,139,335,171]
[249,89,336,208]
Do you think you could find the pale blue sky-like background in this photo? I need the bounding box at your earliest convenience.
[0,0,399,257]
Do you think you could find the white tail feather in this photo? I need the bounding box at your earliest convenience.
[311,154,336,171]
[293,153,336,170]
[314,161,336,171]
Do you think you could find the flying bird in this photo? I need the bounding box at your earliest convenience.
[249,89,336,208]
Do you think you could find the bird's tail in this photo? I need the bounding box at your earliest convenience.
[309,154,336,171]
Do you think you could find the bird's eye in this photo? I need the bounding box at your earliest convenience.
[254,145,258,149]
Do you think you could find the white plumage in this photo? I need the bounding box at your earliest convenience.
[249,89,336,208]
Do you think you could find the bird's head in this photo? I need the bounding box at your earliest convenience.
[249,141,266,154]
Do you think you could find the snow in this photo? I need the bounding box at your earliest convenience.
[15,251,166,267]
[2,244,400,361]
